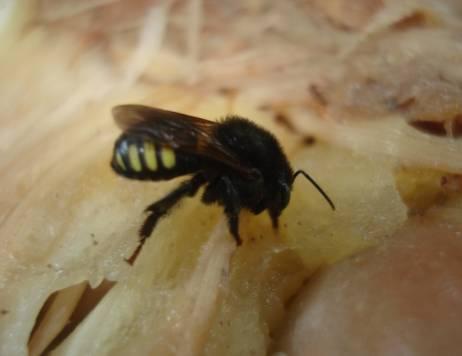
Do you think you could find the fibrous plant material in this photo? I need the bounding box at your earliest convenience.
[0,1,461,355]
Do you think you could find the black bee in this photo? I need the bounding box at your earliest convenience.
[111,105,335,247]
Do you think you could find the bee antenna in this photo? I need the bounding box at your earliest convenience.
[292,170,335,210]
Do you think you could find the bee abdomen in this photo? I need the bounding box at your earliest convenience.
[111,135,178,180]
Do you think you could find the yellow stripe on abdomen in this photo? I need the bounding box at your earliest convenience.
[144,142,157,171]
[161,147,176,169]
[128,144,142,172]
[115,151,126,171]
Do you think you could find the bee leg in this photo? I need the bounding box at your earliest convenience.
[139,173,206,241]
[269,210,279,230]
[221,177,242,246]
[126,176,205,265]
[226,208,242,246]
[201,177,221,204]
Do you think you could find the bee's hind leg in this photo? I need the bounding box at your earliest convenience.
[126,173,206,264]
[139,173,207,240]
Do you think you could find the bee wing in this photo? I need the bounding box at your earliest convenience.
[112,105,254,176]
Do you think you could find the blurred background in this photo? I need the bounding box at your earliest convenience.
[1,1,462,355]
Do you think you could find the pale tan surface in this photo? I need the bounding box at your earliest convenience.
[0,1,461,355]
[276,217,462,356]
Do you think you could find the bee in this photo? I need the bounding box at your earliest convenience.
[111,105,335,247]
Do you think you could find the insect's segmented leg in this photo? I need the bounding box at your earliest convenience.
[201,176,221,204]
[268,209,279,230]
[221,176,242,245]
[139,173,206,240]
